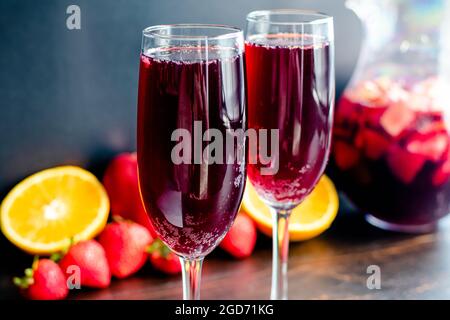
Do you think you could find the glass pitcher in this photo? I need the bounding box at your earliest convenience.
[332,0,450,232]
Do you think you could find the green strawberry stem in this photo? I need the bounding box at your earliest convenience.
[13,256,39,289]
[146,239,171,258]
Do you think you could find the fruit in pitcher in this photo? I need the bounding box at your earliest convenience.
[380,102,416,138]
[432,149,450,187]
[359,129,391,160]
[406,132,448,162]
[333,76,450,226]
[387,145,426,184]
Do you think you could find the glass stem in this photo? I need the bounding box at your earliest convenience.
[180,257,204,300]
[270,208,291,300]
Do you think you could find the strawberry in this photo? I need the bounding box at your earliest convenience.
[219,213,257,259]
[147,239,182,275]
[380,102,416,138]
[14,258,68,300]
[333,140,360,170]
[103,152,157,237]
[387,145,426,184]
[58,240,111,289]
[98,220,153,279]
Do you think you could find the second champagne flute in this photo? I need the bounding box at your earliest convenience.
[245,10,335,299]
[137,24,246,300]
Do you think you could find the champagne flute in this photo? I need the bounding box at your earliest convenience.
[245,10,335,299]
[137,24,246,300]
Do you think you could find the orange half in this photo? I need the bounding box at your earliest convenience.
[0,166,109,254]
[242,175,339,241]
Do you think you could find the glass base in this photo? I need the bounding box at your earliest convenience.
[365,214,437,234]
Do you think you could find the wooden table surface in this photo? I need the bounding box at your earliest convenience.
[2,202,450,300]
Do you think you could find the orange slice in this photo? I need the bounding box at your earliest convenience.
[1,166,109,254]
[242,175,339,241]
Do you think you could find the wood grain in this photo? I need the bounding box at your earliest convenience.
[2,209,450,300]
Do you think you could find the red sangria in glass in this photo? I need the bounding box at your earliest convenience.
[137,25,246,299]
[246,10,335,299]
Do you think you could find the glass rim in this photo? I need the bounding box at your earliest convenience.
[246,9,333,26]
[142,24,243,41]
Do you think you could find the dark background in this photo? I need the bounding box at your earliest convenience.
[0,0,361,195]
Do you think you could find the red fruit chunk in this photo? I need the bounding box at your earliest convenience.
[219,213,257,259]
[387,146,426,184]
[59,240,111,289]
[417,120,447,135]
[431,147,450,186]
[363,106,388,128]
[148,239,182,275]
[353,79,388,106]
[354,130,365,149]
[432,161,450,187]
[406,133,448,162]
[333,141,360,170]
[98,221,153,279]
[361,129,391,160]
[14,259,68,300]
[103,153,157,237]
[380,102,416,138]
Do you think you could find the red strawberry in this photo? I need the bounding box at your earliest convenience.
[333,140,360,170]
[58,240,110,289]
[103,152,157,237]
[387,145,426,184]
[380,102,416,138]
[220,213,257,259]
[147,239,182,275]
[14,258,68,300]
[98,220,153,279]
